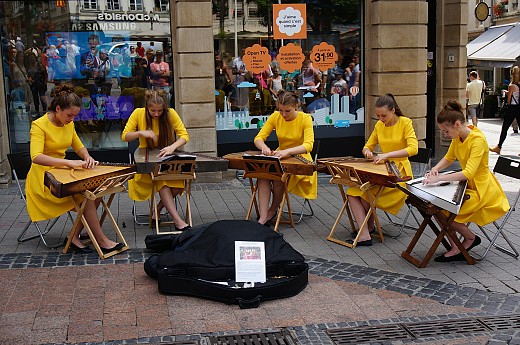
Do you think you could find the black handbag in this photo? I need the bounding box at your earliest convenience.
[144,220,309,309]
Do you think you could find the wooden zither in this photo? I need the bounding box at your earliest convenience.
[134,148,228,174]
[318,157,411,249]
[44,163,136,198]
[224,151,318,176]
[317,157,410,186]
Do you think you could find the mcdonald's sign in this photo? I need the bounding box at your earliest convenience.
[56,0,66,7]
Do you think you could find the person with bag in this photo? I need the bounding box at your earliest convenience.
[490,66,520,154]
[466,70,485,127]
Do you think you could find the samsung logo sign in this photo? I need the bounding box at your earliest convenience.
[97,13,160,22]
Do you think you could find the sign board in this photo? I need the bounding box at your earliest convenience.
[242,44,271,74]
[273,4,307,40]
[310,42,338,71]
[277,43,305,73]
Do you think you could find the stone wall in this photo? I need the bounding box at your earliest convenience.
[364,1,429,148]
[436,0,468,154]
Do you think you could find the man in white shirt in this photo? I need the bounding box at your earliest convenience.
[466,70,485,127]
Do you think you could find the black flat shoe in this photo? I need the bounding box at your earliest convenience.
[63,238,93,254]
[346,239,372,247]
[175,225,191,231]
[468,235,482,251]
[434,252,466,263]
[100,242,124,254]
[351,229,376,238]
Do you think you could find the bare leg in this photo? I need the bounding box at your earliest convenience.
[443,221,477,257]
[347,195,371,241]
[159,186,188,229]
[472,116,478,127]
[257,179,272,224]
[152,200,165,220]
[267,180,284,219]
[76,199,119,249]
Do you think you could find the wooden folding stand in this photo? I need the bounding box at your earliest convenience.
[242,157,295,232]
[397,185,475,267]
[63,172,134,259]
[324,161,385,248]
[150,158,196,234]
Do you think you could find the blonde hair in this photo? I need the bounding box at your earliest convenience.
[511,66,520,84]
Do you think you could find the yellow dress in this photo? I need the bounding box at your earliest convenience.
[122,108,190,201]
[445,126,509,225]
[26,115,85,222]
[347,116,418,214]
[254,111,317,199]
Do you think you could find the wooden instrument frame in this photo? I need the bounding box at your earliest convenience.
[134,148,228,174]
[241,156,295,232]
[396,184,475,267]
[224,151,317,176]
[324,161,386,248]
[45,163,136,198]
[63,172,135,259]
[150,158,196,234]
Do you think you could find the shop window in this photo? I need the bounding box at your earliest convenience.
[214,0,363,156]
[1,0,173,155]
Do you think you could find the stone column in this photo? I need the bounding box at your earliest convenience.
[172,0,231,181]
[435,0,468,153]
[365,0,428,147]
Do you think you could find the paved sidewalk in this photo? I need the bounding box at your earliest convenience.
[0,119,519,344]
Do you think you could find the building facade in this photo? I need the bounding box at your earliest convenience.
[0,0,468,187]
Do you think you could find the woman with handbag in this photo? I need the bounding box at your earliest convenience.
[490,66,520,154]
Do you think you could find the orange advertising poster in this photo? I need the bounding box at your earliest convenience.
[277,43,305,73]
[310,42,338,72]
[242,44,271,74]
[273,4,307,40]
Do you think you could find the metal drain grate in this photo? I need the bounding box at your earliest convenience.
[326,324,414,344]
[403,318,490,337]
[480,314,520,331]
[327,314,520,344]
[143,341,199,345]
[209,329,298,345]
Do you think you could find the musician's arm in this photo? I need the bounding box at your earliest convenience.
[254,113,276,155]
[32,153,92,169]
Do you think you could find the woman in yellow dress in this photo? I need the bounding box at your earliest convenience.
[347,94,418,246]
[253,91,317,226]
[423,100,509,262]
[122,89,190,230]
[26,83,123,253]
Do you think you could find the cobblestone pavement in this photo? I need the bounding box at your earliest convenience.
[0,119,519,344]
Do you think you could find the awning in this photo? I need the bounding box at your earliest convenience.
[468,23,520,67]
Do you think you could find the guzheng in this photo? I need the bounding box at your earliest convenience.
[134,148,228,174]
[318,157,411,187]
[223,151,317,176]
[44,163,136,198]
[405,172,468,214]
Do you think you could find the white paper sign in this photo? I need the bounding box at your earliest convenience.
[235,241,266,283]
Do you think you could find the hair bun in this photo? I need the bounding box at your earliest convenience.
[446,100,463,112]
